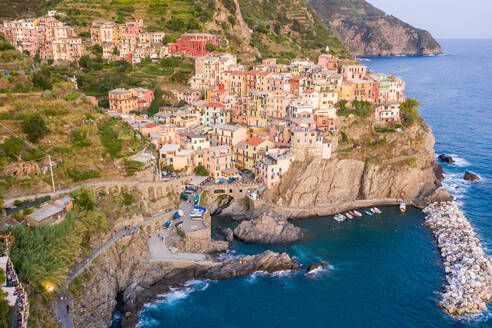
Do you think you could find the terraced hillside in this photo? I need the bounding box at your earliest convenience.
[0,0,349,61]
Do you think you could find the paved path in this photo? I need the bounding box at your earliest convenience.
[56,210,173,328]
[67,209,173,284]
[147,227,212,262]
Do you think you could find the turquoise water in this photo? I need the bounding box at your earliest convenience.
[136,39,492,327]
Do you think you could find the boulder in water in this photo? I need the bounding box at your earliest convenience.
[464,171,480,182]
[307,262,328,273]
[234,213,303,244]
[438,154,455,163]
[218,228,234,242]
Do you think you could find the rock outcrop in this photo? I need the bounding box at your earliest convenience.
[438,154,455,164]
[267,120,445,208]
[424,202,492,316]
[217,227,234,242]
[307,262,328,273]
[205,250,299,280]
[464,171,480,182]
[71,223,298,328]
[234,213,303,244]
[307,0,442,56]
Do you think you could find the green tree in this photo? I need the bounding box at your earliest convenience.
[205,43,218,52]
[400,98,420,127]
[2,136,24,159]
[194,164,209,176]
[177,100,187,107]
[71,186,96,211]
[112,47,119,56]
[21,114,49,143]
[32,68,52,90]
[353,100,372,117]
[92,44,103,56]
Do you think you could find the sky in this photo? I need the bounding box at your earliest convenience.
[367,0,492,39]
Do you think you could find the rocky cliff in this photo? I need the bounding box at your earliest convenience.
[307,0,442,56]
[70,222,298,328]
[265,116,450,208]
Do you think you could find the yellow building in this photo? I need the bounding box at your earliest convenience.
[247,91,268,128]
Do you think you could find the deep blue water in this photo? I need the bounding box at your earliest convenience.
[137,39,492,328]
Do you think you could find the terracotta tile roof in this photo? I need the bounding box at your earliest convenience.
[144,122,159,128]
[206,102,226,108]
[246,137,265,147]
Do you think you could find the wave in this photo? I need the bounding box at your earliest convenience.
[304,263,335,278]
[216,249,244,261]
[246,270,294,284]
[448,154,471,167]
[136,316,160,328]
[450,307,492,323]
[441,172,471,200]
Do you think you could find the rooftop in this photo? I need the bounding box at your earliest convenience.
[246,137,266,147]
[160,144,180,152]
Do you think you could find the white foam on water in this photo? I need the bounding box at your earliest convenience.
[216,250,244,261]
[304,263,335,278]
[448,154,471,167]
[451,307,492,323]
[135,315,159,328]
[441,172,471,200]
[245,269,294,283]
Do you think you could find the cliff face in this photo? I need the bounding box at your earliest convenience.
[266,117,447,208]
[307,0,443,56]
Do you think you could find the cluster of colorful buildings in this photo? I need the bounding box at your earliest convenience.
[1,14,221,63]
[0,14,83,62]
[89,21,219,63]
[105,53,405,189]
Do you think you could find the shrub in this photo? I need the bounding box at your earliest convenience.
[400,98,420,127]
[341,131,348,143]
[194,164,209,176]
[22,114,50,143]
[63,92,80,101]
[68,169,101,182]
[71,186,96,211]
[407,157,418,168]
[2,136,24,159]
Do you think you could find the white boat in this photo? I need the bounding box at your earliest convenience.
[345,212,353,219]
[339,214,346,220]
[334,215,343,222]
[400,203,406,213]
[372,207,382,214]
[353,210,362,217]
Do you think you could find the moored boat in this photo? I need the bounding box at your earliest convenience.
[372,207,382,214]
[345,212,353,219]
[400,203,406,213]
[364,210,374,216]
[353,210,362,217]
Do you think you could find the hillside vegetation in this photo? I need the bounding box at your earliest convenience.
[0,0,349,61]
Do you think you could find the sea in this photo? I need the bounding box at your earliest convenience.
[135,39,492,328]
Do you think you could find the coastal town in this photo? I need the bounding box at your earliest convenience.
[0,14,405,191]
[0,9,490,328]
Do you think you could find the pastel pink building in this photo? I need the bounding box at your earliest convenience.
[133,87,155,110]
[231,98,249,125]
[257,151,295,189]
[203,145,234,178]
